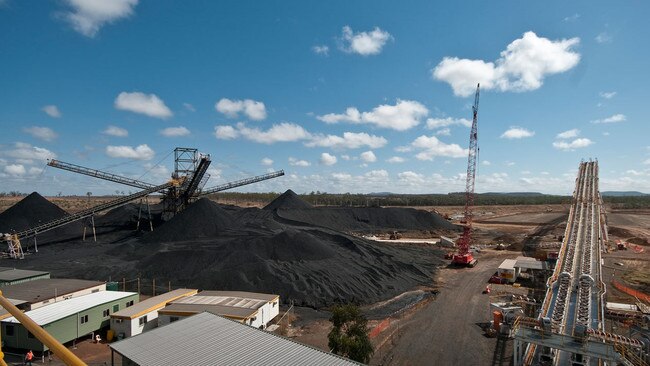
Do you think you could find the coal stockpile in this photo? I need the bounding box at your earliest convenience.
[0,192,83,242]
[142,198,235,242]
[263,189,313,210]
[10,190,450,308]
[276,207,458,233]
[134,227,441,307]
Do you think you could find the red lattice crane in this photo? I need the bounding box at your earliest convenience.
[452,84,480,267]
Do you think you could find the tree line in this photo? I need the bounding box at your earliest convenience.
[212,191,650,208]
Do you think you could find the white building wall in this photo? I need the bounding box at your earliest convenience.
[248,298,280,329]
[31,284,106,310]
[111,309,160,338]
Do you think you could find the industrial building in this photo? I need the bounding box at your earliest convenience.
[110,311,359,366]
[158,290,279,329]
[110,288,197,338]
[0,278,106,310]
[0,267,50,286]
[497,259,518,283]
[1,290,138,351]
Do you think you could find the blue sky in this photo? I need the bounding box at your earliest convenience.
[0,0,648,195]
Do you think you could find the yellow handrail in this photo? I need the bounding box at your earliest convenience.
[0,291,86,366]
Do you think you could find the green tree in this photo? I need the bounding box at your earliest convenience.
[328,304,374,363]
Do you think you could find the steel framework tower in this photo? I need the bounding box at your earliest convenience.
[452,84,480,267]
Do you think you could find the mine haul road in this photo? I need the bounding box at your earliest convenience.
[374,253,511,366]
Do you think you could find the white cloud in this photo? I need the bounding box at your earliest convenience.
[215,98,266,120]
[320,153,337,166]
[2,142,56,163]
[306,132,387,150]
[365,169,389,180]
[160,126,190,137]
[339,26,392,56]
[261,158,273,166]
[106,144,154,160]
[626,170,643,176]
[341,155,350,161]
[61,0,138,37]
[425,117,472,129]
[387,156,405,163]
[556,128,579,139]
[563,14,580,22]
[435,128,451,136]
[482,160,491,166]
[312,45,329,56]
[398,171,425,185]
[552,138,594,151]
[318,107,361,124]
[501,127,535,139]
[599,91,616,99]
[23,126,58,141]
[103,125,128,137]
[644,159,650,165]
[433,31,580,97]
[318,100,428,131]
[42,105,61,118]
[288,157,310,167]
[214,125,239,140]
[142,163,170,181]
[206,168,222,180]
[411,135,467,160]
[595,32,612,44]
[115,91,172,119]
[591,114,626,124]
[237,122,310,144]
[360,151,377,163]
[4,164,26,176]
[183,103,196,112]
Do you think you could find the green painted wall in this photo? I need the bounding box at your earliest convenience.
[1,293,138,351]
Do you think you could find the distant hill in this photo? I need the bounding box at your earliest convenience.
[601,191,649,197]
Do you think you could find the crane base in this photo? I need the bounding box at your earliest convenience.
[452,254,477,267]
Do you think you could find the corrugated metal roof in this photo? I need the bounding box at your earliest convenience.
[198,290,278,302]
[498,259,517,270]
[158,303,257,319]
[3,291,136,325]
[0,278,104,303]
[0,268,49,282]
[111,311,360,366]
[111,289,197,319]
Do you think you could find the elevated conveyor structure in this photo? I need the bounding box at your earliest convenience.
[199,170,285,196]
[514,161,648,366]
[4,181,177,258]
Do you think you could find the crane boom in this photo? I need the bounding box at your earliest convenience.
[452,84,480,267]
[199,170,285,196]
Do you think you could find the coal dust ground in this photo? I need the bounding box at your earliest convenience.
[1,191,459,308]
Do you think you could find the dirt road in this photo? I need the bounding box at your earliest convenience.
[373,253,512,366]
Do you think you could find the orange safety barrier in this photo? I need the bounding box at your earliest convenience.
[369,318,391,339]
[611,280,650,303]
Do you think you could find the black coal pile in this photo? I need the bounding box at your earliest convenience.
[263,189,313,210]
[142,198,235,243]
[0,192,83,242]
[276,207,458,233]
[134,226,441,307]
